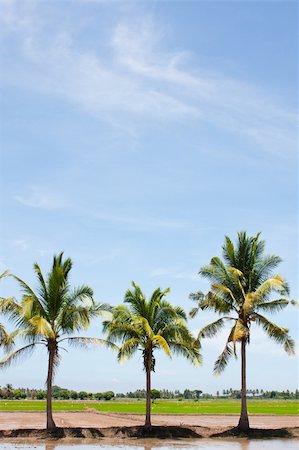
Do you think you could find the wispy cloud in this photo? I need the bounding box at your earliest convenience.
[151,267,198,281]
[90,212,189,232]
[0,3,296,157]
[15,186,68,210]
[12,239,29,251]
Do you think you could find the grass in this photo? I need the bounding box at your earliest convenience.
[0,399,298,415]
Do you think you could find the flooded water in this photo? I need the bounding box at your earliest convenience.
[1,441,299,450]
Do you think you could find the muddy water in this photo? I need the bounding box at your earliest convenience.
[1,441,299,450]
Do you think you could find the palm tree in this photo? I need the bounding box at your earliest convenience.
[0,252,111,430]
[104,281,201,428]
[190,232,295,431]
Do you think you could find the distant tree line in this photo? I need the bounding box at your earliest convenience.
[222,388,299,399]
[0,384,298,401]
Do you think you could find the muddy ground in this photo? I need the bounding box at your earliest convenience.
[0,411,298,430]
[0,412,298,440]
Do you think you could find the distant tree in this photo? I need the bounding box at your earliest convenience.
[36,391,46,400]
[151,389,161,399]
[59,390,70,400]
[78,391,88,400]
[70,391,78,400]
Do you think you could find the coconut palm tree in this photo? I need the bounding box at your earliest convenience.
[104,281,201,428]
[0,253,112,430]
[190,232,295,431]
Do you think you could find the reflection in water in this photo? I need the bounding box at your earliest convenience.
[45,444,57,450]
[2,440,299,450]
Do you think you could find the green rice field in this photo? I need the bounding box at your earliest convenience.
[0,399,297,415]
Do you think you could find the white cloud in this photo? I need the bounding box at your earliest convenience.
[0,5,296,157]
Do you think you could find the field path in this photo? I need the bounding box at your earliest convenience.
[0,411,298,430]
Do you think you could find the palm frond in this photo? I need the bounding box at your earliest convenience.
[198,317,227,339]
[61,336,118,351]
[189,307,199,319]
[0,343,38,369]
[253,276,289,302]
[105,322,141,342]
[117,338,140,362]
[214,342,234,375]
[33,263,48,302]
[0,270,10,280]
[67,285,94,306]
[152,335,171,357]
[0,324,16,352]
[136,317,154,338]
[170,342,202,366]
[254,313,295,355]
[255,299,289,314]
[29,316,55,338]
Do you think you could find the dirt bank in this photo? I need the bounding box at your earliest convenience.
[0,425,298,440]
[0,411,298,430]
[0,412,298,440]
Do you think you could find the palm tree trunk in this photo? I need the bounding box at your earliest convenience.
[238,339,249,431]
[145,352,152,428]
[46,342,56,430]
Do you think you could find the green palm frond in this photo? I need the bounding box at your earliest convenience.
[214,342,234,375]
[255,299,289,314]
[170,342,202,366]
[211,284,236,303]
[33,263,48,301]
[152,335,171,357]
[0,343,39,369]
[253,255,283,287]
[253,276,289,302]
[124,282,147,317]
[118,338,140,362]
[198,317,227,339]
[61,336,118,351]
[0,324,16,352]
[136,317,154,338]
[67,285,94,306]
[106,322,141,342]
[0,270,10,280]
[29,316,54,338]
[223,236,236,266]
[254,313,295,355]
[189,307,199,318]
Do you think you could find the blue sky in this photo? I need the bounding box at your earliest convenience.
[0,0,297,394]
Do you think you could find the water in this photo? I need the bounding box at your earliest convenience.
[1,441,299,450]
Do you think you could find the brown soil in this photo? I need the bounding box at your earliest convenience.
[0,412,298,440]
[0,411,298,429]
